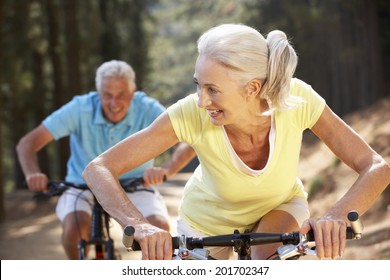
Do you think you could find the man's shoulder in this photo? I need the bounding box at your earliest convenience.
[133,91,165,110]
[133,91,157,102]
[69,91,99,110]
[72,91,98,103]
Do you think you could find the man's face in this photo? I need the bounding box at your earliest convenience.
[99,78,135,124]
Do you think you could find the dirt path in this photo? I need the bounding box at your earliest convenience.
[0,173,188,260]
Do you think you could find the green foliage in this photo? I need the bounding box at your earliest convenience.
[145,0,247,105]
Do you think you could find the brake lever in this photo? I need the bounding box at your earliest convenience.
[178,234,210,260]
[277,233,317,260]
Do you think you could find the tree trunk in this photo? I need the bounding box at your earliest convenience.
[63,0,82,97]
[61,0,81,178]
[0,0,5,222]
[99,0,121,60]
[46,0,69,179]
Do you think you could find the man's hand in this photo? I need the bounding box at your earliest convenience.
[25,173,49,192]
[143,167,167,187]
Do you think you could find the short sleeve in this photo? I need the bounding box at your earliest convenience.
[42,96,81,140]
[290,78,326,130]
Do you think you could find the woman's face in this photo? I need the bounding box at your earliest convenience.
[194,55,250,126]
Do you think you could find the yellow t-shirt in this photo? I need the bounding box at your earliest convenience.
[167,78,326,235]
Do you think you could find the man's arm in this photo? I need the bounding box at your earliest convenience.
[16,124,54,191]
[143,142,196,186]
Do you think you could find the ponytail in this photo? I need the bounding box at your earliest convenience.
[262,30,302,113]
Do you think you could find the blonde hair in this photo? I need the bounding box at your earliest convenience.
[197,24,302,113]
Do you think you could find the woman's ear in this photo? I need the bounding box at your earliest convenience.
[246,79,262,97]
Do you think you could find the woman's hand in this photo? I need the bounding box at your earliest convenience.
[300,215,347,259]
[133,222,173,260]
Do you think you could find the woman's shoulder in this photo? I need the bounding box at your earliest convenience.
[285,78,326,129]
[290,78,314,96]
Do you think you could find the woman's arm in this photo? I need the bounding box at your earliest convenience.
[82,112,180,260]
[312,105,390,217]
[302,105,390,259]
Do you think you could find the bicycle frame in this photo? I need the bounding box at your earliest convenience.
[35,178,147,260]
[78,196,115,260]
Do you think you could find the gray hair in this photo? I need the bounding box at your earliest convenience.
[197,24,302,112]
[95,60,136,92]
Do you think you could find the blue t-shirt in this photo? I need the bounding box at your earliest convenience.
[43,91,165,184]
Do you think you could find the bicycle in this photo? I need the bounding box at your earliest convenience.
[34,177,150,260]
[122,210,363,260]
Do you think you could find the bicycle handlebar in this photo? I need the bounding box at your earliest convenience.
[123,228,358,251]
[123,210,363,259]
[33,177,148,198]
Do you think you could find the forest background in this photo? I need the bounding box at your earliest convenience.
[0,0,389,221]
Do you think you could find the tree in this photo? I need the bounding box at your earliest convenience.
[0,0,5,221]
[0,0,154,201]
[244,0,386,115]
[145,0,245,104]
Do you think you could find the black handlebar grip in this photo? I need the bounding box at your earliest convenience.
[305,210,363,241]
[172,236,180,249]
[122,226,179,251]
[304,229,355,241]
[132,241,141,251]
[305,230,315,241]
[130,238,178,252]
[122,226,136,250]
